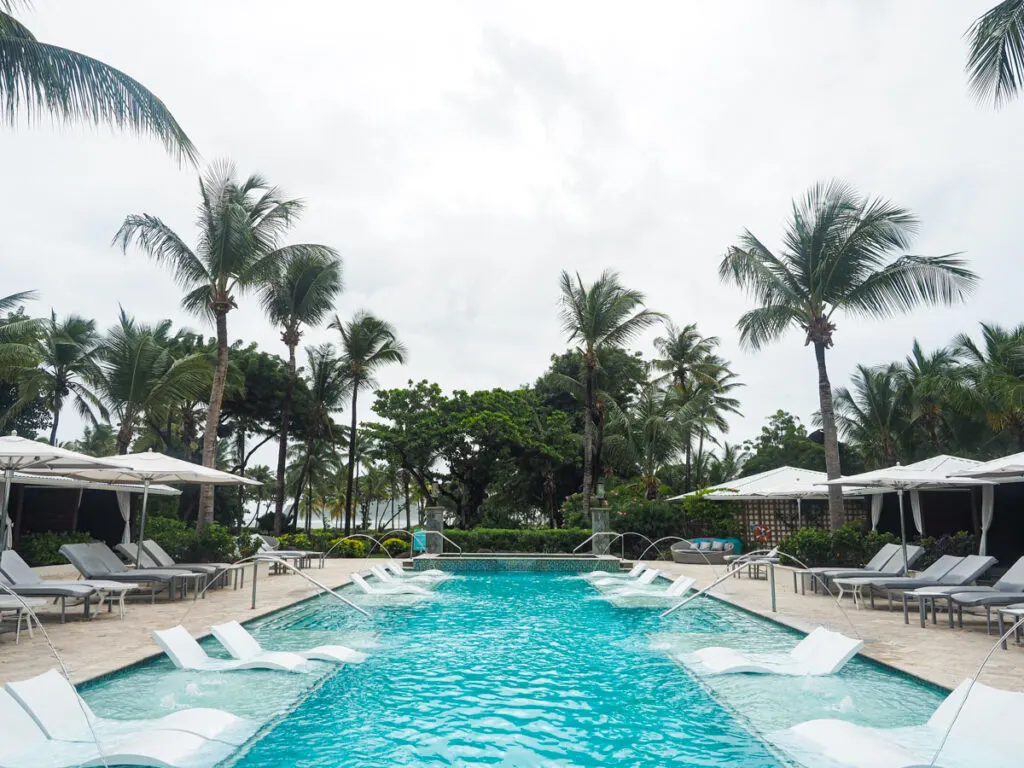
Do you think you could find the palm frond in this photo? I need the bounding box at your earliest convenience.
[966,0,1024,107]
[0,33,197,163]
[114,214,209,288]
[842,254,979,319]
[734,305,801,351]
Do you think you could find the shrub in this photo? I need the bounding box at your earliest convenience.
[17,531,94,566]
[778,525,899,568]
[327,538,366,558]
[145,516,195,562]
[916,531,976,570]
[381,537,410,557]
[444,528,591,553]
[146,516,241,563]
[193,522,239,562]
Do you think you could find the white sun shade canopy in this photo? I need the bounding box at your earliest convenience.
[0,434,127,473]
[34,450,262,486]
[826,455,992,491]
[949,451,1024,481]
[669,466,853,501]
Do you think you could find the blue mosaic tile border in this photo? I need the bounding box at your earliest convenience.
[414,556,619,573]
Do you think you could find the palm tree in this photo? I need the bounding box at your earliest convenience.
[653,322,720,395]
[894,341,963,453]
[681,355,743,488]
[2,312,107,444]
[61,422,116,457]
[966,1,1024,107]
[703,442,745,486]
[116,161,334,530]
[330,312,406,536]
[604,379,681,499]
[0,290,42,368]
[260,250,342,535]
[953,323,1024,448]
[93,310,210,454]
[0,1,195,161]
[720,180,977,529]
[833,364,909,469]
[557,270,663,532]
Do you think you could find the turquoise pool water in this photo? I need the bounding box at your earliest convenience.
[82,572,948,767]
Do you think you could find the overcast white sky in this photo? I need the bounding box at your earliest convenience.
[5,1,1022,463]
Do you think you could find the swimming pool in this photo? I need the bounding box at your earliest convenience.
[82,572,947,767]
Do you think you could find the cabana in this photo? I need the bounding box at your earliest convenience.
[952,451,1024,556]
[668,466,831,502]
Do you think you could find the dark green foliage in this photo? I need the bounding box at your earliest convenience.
[741,411,863,477]
[778,525,900,568]
[16,531,93,566]
[381,537,410,556]
[145,516,240,563]
[0,380,50,439]
[444,527,591,553]
[679,489,744,540]
[276,531,367,557]
[916,531,977,570]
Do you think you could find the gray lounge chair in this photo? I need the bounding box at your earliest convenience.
[0,571,97,622]
[832,555,962,608]
[0,551,140,619]
[879,554,997,624]
[818,545,924,586]
[792,543,900,594]
[59,543,200,602]
[909,555,1024,631]
[115,543,219,592]
[140,540,240,588]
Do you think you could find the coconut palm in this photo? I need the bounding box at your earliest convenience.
[720,180,977,529]
[832,364,909,469]
[2,312,107,444]
[93,310,210,454]
[557,270,663,531]
[953,322,1024,448]
[604,379,681,499]
[653,322,721,396]
[894,341,963,453]
[259,250,343,534]
[330,312,406,536]
[61,422,116,457]
[703,442,745,486]
[966,1,1024,107]
[0,1,195,161]
[681,355,743,488]
[116,161,334,530]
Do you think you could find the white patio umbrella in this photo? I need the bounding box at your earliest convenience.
[826,464,993,575]
[950,452,1024,480]
[39,450,262,566]
[0,435,127,551]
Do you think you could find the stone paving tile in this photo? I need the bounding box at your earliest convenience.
[655,560,1024,691]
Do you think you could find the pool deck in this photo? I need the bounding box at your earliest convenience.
[1,557,1022,692]
[656,560,1024,691]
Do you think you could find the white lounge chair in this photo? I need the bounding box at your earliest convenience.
[771,678,1024,767]
[584,563,646,582]
[591,568,661,589]
[608,574,695,599]
[381,560,448,580]
[371,565,443,587]
[351,572,430,595]
[0,688,232,768]
[211,620,367,665]
[681,626,864,676]
[152,625,310,673]
[5,668,254,747]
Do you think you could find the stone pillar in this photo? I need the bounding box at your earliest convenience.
[424,506,445,555]
[591,507,611,554]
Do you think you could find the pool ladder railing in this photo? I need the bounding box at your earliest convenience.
[660,548,779,618]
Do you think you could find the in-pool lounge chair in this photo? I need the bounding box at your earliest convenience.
[608,574,696,599]
[211,620,368,665]
[832,555,962,608]
[6,668,254,746]
[59,543,200,602]
[591,568,661,589]
[792,543,901,594]
[370,565,444,587]
[351,572,430,596]
[908,555,1024,630]
[680,626,864,676]
[152,625,310,673]
[0,571,97,622]
[0,687,233,768]
[584,563,646,582]
[381,560,448,580]
[770,678,1024,767]
[1,550,138,619]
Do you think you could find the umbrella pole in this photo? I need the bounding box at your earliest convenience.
[0,468,12,552]
[136,479,151,566]
[897,488,909,575]
[797,497,802,528]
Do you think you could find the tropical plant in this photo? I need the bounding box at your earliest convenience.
[260,250,342,534]
[61,422,116,457]
[0,0,195,161]
[115,161,335,530]
[330,311,406,536]
[557,270,662,532]
[702,442,746,486]
[604,378,681,499]
[953,322,1024,448]
[894,340,963,452]
[719,180,977,528]
[93,310,210,453]
[2,312,107,444]
[966,1,1024,107]
[832,363,908,469]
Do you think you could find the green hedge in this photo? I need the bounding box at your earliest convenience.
[277,532,367,558]
[778,525,900,568]
[443,528,591,553]
[17,531,94,566]
[145,516,243,563]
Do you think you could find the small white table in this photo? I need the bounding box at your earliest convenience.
[996,604,1024,649]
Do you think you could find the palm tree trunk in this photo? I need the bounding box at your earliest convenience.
[273,343,297,535]
[404,473,411,530]
[48,403,61,446]
[814,341,845,530]
[582,367,594,522]
[116,420,133,455]
[343,385,359,537]
[198,308,230,532]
